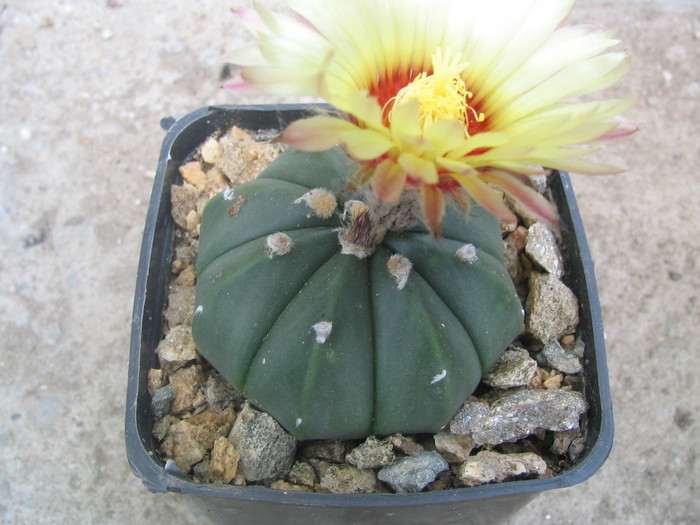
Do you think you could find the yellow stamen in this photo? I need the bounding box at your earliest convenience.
[390,48,484,134]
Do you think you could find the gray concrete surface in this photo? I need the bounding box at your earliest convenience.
[1,0,698,523]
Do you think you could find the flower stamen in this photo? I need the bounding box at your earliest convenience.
[389,48,484,135]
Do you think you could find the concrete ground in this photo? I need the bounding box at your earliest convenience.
[1,0,698,523]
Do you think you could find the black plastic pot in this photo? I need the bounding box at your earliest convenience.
[125,105,614,525]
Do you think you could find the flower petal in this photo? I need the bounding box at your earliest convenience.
[468,0,576,104]
[424,119,468,154]
[241,66,322,95]
[372,159,407,203]
[467,145,536,167]
[339,129,395,160]
[480,170,558,224]
[230,7,265,32]
[398,152,439,184]
[282,117,358,151]
[526,156,627,175]
[435,157,477,175]
[588,121,638,142]
[496,53,631,126]
[389,100,423,143]
[526,146,599,160]
[510,98,636,134]
[334,90,387,131]
[225,44,266,67]
[451,172,517,223]
[484,162,546,176]
[503,99,636,146]
[421,184,446,237]
[483,25,622,114]
[222,79,252,92]
[538,121,620,146]
[446,131,511,158]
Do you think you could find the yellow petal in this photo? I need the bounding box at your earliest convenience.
[467,145,535,166]
[527,156,626,175]
[481,161,546,175]
[503,99,636,146]
[225,44,265,67]
[282,117,358,151]
[389,100,423,143]
[241,66,322,95]
[397,152,438,184]
[483,25,621,114]
[446,131,511,158]
[535,122,620,147]
[424,120,468,154]
[252,4,331,72]
[339,129,395,160]
[525,146,599,160]
[495,53,631,126]
[468,0,575,103]
[480,170,557,224]
[500,113,572,146]
[435,157,477,175]
[335,90,386,131]
[451,172,516,223]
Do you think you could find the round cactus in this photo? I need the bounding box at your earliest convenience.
[192,147,523,440]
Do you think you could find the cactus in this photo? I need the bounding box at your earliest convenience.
[192,147,523,440]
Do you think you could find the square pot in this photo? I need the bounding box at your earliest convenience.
[125,105,614,525]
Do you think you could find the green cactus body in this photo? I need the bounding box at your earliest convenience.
[192,148,523,440]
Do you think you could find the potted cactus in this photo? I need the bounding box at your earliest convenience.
[126,0,634,522]
[193,0,633,442]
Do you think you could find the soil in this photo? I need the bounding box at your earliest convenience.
[149,124,589,494]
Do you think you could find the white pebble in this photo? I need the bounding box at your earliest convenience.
[201,137,223,164]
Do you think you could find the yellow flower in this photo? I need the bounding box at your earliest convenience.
[230,0,634,234]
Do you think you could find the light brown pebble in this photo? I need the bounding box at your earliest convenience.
[148,368,164,396]
[168,365,206,415]
[179,161,207,191]
[173,265,196,286]
[208,436,240,484]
